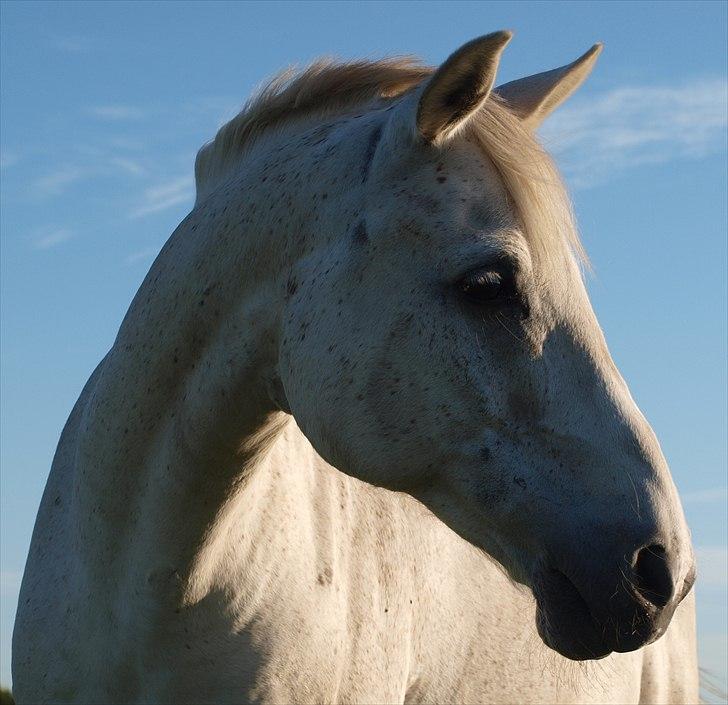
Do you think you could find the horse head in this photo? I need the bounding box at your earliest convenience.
[275,33,695,661]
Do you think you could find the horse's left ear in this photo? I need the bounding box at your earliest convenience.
[495,44,603,129]
[417,31,512,144]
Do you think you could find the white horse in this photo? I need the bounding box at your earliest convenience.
[13,32,698,704]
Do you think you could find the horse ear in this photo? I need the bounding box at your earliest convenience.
[495,44,603,129]
[416,31,512,144]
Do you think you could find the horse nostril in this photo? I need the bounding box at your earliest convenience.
[633,544,674,608]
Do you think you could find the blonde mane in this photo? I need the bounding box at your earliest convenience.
[194,57,431,199]
[194,57,585,268]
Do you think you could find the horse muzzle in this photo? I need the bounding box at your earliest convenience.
[532,543,696,661]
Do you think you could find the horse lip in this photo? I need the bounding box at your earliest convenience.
[533,563,673,660]
[533,566,613,661]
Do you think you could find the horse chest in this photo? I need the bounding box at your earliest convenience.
[123,566,412,703]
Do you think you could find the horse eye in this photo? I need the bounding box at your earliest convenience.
[459,269,514,303]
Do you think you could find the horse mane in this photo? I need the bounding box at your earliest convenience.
[194,57,431,199]
[194,57,585,269]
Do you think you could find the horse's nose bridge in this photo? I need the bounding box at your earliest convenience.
[525,324,693,571]
[540,323,669,478]
[552,425,690,565]
[537,327,693,549]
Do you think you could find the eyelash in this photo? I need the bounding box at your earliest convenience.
[457,267,530,319]
[459,268,515,301]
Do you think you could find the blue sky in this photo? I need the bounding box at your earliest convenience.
[1,0,726,692]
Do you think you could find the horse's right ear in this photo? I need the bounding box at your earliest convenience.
[416,31,512,145]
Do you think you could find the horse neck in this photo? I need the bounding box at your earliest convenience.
[72,115,368,598]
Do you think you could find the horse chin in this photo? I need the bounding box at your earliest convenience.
[533,567,612,661]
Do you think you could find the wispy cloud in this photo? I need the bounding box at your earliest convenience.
[33,166,89,196]
[108,136,146,151]
[0,152,19,169]
[89,105,145,121]
[540,77,728,188]
[30,156,147,197]
[130,176,194,218]
[125,247,159,265]
[179,95,243,129]
[695,546,728,588]
[51,34,94,54]
[683,486,728,504]
[32,227,74,250]
[0,570,21,596]
[110,157,147,177]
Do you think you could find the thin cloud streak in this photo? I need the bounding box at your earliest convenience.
[33,227,74,250]
[50,34,94,54]
[540,77,728,188]
[0,570,21,596]
[0,152,19,169]
[130,176,194,218]
[126,247,159,265]
[682,486,728,504]
[33,166,89,196]
[110,157,147,177]
[27,156,147,199]
[695,546,728,588]
[89,105,145,121]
